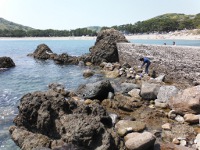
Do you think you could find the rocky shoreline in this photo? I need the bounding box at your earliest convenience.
[2,28,200,150]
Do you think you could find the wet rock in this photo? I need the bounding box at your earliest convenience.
[169,85,200,115]
[83,69,94,78]
[9,126,51,150]
[10,85,119,150]
[0,56,15,68]
[53,53,78,65]
[89,28,129,65]
[125,132,156,150]
[76,80,114,101]
[31,44,54,60]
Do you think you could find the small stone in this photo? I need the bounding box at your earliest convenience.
[172,138,180,145]
[162,123,171,130]
[180,140,187,146]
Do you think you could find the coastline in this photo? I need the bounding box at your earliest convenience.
[0,30,200,40]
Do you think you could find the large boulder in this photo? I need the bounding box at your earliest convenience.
[140,82,160,100]
[89,28,129,65]
[0,56,15,68]
[76,80,114,100]
[10,85,119,150]
[31,44,54,60]
[169,85,200,115]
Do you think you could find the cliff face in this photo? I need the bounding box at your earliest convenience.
[117,43,200,87]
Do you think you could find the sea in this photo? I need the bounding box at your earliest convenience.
[0,39,200,150]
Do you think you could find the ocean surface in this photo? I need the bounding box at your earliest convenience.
[0,39,200,149]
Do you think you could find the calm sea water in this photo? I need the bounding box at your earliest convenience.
[0,39,200,149]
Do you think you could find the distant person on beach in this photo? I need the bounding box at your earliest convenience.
[173,41,176,45]
[139,57,151,74]
[164,43,166,45]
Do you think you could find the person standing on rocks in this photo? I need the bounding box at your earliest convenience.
[139,57,151,74]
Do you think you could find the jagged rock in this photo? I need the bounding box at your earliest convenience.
[75,80,114,101]
[169,85,200,115]
[53,53,78,65]
[89,28,129,65]
[0,56,15,68]
[30,44,54,60]
[10,85,119,150]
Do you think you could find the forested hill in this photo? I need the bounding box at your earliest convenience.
[110,13,200,34]
[0,18,33,31]
[0,13,200,37]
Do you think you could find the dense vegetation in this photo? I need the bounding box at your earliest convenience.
[0,13,200,37]
[110,13,200,34]
[0,28,97,37]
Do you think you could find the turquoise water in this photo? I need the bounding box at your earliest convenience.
[0,39,200,149]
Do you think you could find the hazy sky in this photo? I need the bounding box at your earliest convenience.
[0,0,200,30]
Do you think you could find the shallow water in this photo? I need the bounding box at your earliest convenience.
[0,39,200,149]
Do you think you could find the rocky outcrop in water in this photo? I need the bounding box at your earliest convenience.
[88,28,129,65]
[28,44,79,65]
[9,83,119,150]
[28,29,129,66]
[30,44,54,60]
[0,56,15,68]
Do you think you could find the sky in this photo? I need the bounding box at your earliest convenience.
[0,0,200,30]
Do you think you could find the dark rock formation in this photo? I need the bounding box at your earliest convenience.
[76,80,114,101]
[9,84,119,150]
[53,53,79,65]
[0,56,15,68]
[30,44,54,60]
[88,28,129,65]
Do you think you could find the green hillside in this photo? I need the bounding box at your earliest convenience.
[112,13,200,34]
[0,18,33,31]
